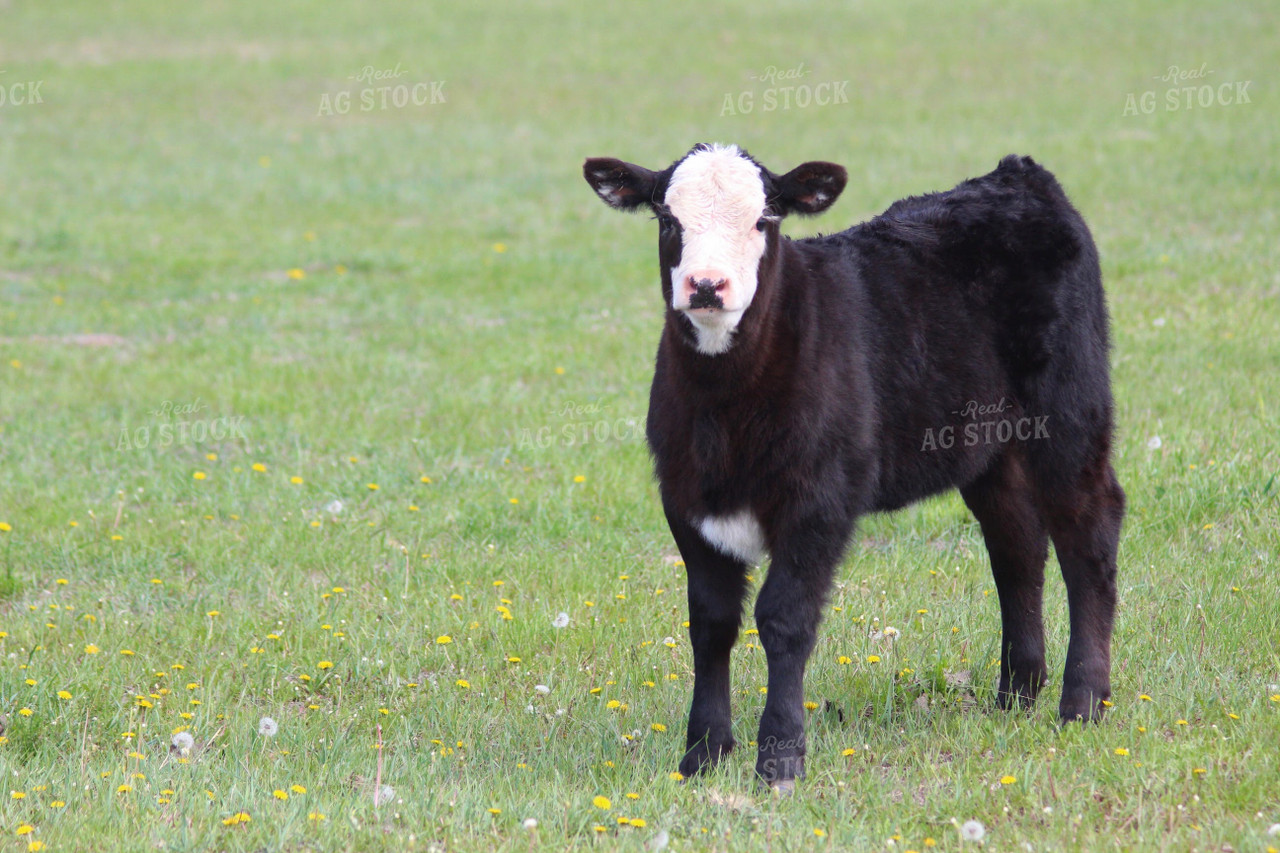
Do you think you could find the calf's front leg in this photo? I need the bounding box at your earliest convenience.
[665,509,750,777]
[753,536,842,791]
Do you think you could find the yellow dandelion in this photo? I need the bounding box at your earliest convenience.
[85,644,100,654]
[488,807,501,815]
[804,701,819,711]
[1114,747,1130,756]
[838,656,852,664]
[308,812,326,821]
[814,828,827,838]
[573,475,586,483]
[669,771,684,781]
[291,785,306,794]
[192,471,207,480]
[11,791,25,799]
[842,748,857,756]
[867,655,881,663]
[1000,775,1016,785]
[456,680,470,689]
[290,476,304,484]
[651,723,666,733]
[592,796,611,810]
[317,661,333,670]
[1140,694,1152,702]
[1176,719,1188,726]
[273,790,288,800]
[366,483,379,491]
[251,463,266,472]
[436,635,452,645]
[56,691,71,700]
[16,824,33,836]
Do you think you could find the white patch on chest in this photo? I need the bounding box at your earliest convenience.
[697,509,767,564]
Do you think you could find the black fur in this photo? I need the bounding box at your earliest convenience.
[583,148,1125,787]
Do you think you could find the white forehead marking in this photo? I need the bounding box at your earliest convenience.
[665,144,766,232]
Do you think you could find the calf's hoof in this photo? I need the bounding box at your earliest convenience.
[755,753,804,788]
[1058,688,1109,724]
[768,778,796,796]
[678,736,735,778]
[996,669,1046,710]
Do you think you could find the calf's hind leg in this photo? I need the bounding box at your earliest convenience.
[961,450,1051,709]
[1041,455,1125,723]
[664,508,750,777]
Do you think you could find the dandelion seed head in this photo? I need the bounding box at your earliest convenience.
[171,732,195,755]
[552,612,570,629]
[258,716,279,737]
[523,818,538,830]
[960,820,985,841]
[534,684,550,695]
[374,784,395,806]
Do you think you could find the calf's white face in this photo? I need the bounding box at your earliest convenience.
[584,143,847,356]
[661,145,771,354]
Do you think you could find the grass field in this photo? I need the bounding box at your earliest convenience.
[1,1,1278,850]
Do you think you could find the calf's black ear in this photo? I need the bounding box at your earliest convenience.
[773,161,847,216]
[583,158,657,212]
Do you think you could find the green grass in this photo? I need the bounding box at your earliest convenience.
[1,0,1278,850]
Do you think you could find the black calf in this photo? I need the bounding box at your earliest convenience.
[583,144,1124,789]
